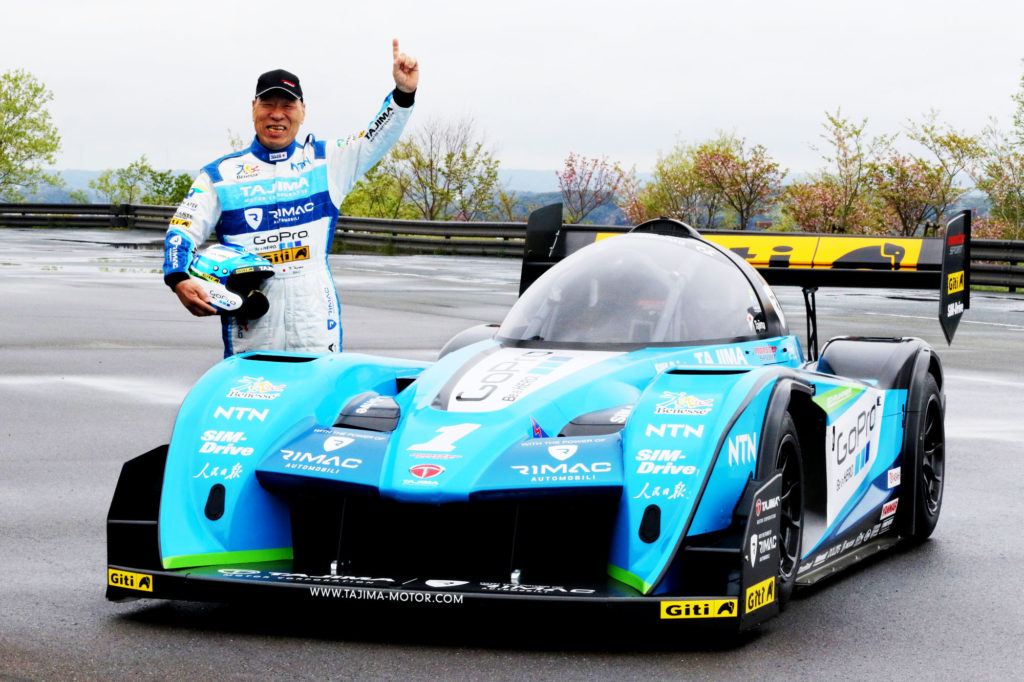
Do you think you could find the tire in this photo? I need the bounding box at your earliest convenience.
[902,373,945,542]
[774,413,804,609]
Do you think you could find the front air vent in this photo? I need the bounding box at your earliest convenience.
[242,354,317,363]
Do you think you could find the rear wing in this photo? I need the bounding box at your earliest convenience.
[520,205,971,345]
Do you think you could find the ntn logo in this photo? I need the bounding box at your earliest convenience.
[214,406,268,421]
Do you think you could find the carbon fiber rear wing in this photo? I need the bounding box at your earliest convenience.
[519,205,971,346]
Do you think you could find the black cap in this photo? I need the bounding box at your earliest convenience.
[255,69,303,100]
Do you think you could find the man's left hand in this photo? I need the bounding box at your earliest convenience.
[392,38,419,93]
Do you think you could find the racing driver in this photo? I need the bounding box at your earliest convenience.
[162,39,419,356]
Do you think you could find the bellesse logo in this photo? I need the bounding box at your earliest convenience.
[324,436,354,451]
[654,391,713,415]
[245,208,263,229]
[410,464,445,479]
[548,445,578,461]
[227,376,285,400]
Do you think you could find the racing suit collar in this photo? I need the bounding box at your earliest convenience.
[248,136,300,164]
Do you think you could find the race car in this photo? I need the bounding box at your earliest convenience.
[107,205,969,630]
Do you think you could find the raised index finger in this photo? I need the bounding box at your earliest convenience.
[393,38,399,59]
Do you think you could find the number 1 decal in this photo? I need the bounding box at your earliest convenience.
[408,423,481,452]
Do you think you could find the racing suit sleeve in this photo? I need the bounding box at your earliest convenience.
[323,88,415,205]
[162,171,222,289]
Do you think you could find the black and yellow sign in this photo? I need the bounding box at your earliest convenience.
[660,598,738,619]
[264,245,310,265]
[745,576,775,614]
[108,568,153,592]
[947,270,965,294]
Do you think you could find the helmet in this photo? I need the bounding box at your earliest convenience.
[188,243,275,319]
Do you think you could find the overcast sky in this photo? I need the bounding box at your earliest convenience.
[5,0,1024,179]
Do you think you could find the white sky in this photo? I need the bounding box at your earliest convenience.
[5,0,1024,176]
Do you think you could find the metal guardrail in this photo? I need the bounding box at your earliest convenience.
[1,203,1023,289]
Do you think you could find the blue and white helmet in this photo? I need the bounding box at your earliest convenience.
[188,243,274,319]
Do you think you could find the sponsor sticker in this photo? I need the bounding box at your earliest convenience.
[660,599,738,619]
[745,576,775,614]
[887,467,901,488]
[947,270,965,295]
[227,376,285,400]
[654,391,713,416]
[108,568,153,592]
[880,498,899,520]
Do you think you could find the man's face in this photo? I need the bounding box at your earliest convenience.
[252,93,305,150]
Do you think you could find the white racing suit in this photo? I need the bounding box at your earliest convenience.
[163,89,413,356]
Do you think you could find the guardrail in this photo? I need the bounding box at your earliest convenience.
[2,202,1022,290]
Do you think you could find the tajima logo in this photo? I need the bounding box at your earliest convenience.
[227,376,285,400]
[654,391,714,415]
[409,464,445,479]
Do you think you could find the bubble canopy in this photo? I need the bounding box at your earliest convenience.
[498,233,785,347]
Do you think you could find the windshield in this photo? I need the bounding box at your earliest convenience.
[499,233,766,346]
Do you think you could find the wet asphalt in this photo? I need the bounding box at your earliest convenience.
[1,228,1023,680]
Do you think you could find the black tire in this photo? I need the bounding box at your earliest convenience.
[774,413,803,609]
[902,373,945,542]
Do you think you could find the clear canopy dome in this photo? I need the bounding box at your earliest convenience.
[499,233,775,346]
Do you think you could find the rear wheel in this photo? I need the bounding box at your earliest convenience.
[775,413,803,608]
[902,373,945,542]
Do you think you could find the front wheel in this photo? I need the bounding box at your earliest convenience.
[775,413,803,608]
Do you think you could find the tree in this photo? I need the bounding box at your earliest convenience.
[90,155,193,206]
[970,66,1024,240]
[383,117,502,221]
[904,111,982,223]
[780,110,887,234]
[341,155,418,219]
[692,134,784,230]
[0,69,62,201]
[143,168,193,205]
[90,156,152,204]
[619,143,724,229]
[867,152,944,236]
[557,152,627,223]
[973,124,1024,240]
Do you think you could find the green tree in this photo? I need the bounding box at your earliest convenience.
[619,143,724,229]
[385,117,502,221]
[89,156,152,204]
[904,111,982,223]
[90,155,193,206]
[143,168,193,205]
[341,156,418,219]
[0,69,62,201]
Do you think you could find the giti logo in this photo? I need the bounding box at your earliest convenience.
[660,599,738,619]
[745,576,776,613]
[947,270,965,294]
[108,568,153,592]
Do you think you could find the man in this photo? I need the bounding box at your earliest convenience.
[162,39,419,356]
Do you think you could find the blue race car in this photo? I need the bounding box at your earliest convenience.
[107,206,969,630]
